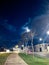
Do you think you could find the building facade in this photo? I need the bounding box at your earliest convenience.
[34,43,49,52]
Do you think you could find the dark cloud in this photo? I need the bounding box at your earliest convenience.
[2,23,16,32]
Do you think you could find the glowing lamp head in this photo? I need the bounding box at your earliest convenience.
[39,38,42,41]
[47,31,49,35]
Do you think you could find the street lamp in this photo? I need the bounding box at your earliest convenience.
[46,31,49,35]
[42,30,49,43]
[39,38,43,41]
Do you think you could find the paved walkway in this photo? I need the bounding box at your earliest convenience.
[4,53,28,65]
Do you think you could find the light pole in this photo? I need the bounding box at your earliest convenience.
[39,38,43,52]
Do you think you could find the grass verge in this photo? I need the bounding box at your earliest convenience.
[0,53,11,65]
[19,53,49,65]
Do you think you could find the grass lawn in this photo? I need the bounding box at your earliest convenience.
[19,53,49,65]
[0,53,10,65]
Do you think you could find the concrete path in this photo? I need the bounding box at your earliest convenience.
[4,53,28,65]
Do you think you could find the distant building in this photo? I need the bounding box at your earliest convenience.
[34,43,49,52]
[0,47,6,52]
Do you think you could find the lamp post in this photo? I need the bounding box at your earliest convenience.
[38,31,49,52]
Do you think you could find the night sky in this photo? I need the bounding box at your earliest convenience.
[0,0,49,48]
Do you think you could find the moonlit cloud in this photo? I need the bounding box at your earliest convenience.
[21,0,49,37]
[21,18,31,32]
[4,19,8,23]
[23,18,31,27]
[3,23,16,32]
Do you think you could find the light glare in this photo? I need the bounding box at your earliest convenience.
[39,38,42,41]
[47,31,49,35]
[25,27,30,32]
[6,49,10,52]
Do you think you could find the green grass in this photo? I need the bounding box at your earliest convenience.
[19,53,49,65]
[0,53,10,65]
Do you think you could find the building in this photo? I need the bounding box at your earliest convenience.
[34,43,49,52]
[0,47,6,52]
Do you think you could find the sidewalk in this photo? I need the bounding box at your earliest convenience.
[4,53,28,65]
